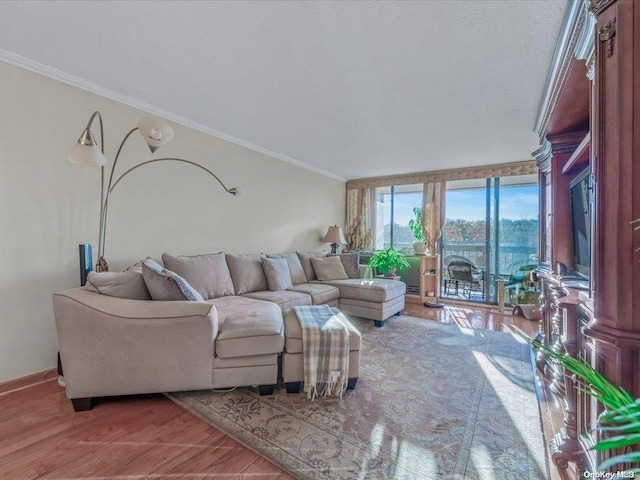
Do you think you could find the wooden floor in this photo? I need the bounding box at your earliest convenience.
[0,302,542,479]
[404,300,540,337]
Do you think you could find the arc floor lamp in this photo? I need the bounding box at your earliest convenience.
[68,111,244,272]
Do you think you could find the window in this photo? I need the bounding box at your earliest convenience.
[374,184,422,252]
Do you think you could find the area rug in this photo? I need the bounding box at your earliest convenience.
[166,315,548,480]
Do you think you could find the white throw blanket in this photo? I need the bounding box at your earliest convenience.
[294,305,349,400]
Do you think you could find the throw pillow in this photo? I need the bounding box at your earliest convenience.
[141,259,204,302]
[261,257,293,291]
[266,252,307,285]
[296,251,328,282]
[162,252,235,299]
[225,253,269,295]
[124,257,153,273]
[84,271,151,300]
[338,252,360,278]
[310,256,349,281]
[262,258,293,292]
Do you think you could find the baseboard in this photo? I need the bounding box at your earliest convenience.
[0,368,58,395]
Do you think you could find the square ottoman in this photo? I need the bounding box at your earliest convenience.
[282,307,362,393]
[320,278,406,326]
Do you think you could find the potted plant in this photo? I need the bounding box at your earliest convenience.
[408,207,428,255]
[368,247,410,277]
[531,339,640,474]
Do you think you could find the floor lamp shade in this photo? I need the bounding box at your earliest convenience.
[138,117,174,152]
[68,129,107,166]
[322,225,347,254]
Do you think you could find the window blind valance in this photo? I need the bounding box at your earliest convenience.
[345,160,537,190]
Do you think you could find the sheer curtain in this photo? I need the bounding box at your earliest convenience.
[346,188,373,250]
[421,182,446,255]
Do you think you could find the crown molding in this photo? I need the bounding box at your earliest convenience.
[0,49,346,183]
[589,0,616,15]
[532,139,553,171]
[533,0,595,139]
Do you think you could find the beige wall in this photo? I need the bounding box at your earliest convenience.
[0,61,345,383]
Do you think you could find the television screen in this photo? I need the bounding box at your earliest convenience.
[569,168,591,278]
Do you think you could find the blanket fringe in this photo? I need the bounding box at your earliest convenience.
[305,380,348,400]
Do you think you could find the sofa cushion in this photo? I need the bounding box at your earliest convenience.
[207,295,281,329]
[226,253,269,294]
[266,252,307,285]
[241,290,312,310]
[261,257,293,291]
[162,252,235,299]
[338,252,360,279]
[318,278,406,303]
[288,283,340,305]
[84,271,151,300]
[141,259,204,302]
[311,256,349,281]
[283,308,361,354]
[296,251,327,282]
[216,312,284,359]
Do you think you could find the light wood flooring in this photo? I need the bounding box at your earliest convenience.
[0,302,543,479]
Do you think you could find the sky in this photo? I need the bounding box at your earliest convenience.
[390,185,539,224]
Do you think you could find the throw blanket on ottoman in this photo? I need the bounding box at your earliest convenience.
[294,305,349,400]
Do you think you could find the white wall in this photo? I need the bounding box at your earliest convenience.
[0,61,345,383]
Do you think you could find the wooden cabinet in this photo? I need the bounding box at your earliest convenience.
[405,255,440,305]
[534,0,640,476]
[584,0,640,399]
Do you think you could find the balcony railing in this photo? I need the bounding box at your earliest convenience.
[442,243,537,274]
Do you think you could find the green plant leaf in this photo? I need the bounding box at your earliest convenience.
[531,339,634,409]
[408,207,426,243]
[368,247,410,274]
[593,432,640,450]
[602,409,640,425]
[597,451,640,471]
[598,421,640,433]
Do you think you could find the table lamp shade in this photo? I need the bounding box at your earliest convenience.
[322,225,347,253]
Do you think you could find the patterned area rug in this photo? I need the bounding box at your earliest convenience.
[166,315,548,480]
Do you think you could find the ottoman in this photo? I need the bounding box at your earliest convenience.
[319,278,406,326]
[282,307,362,393]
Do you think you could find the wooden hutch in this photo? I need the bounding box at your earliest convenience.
[534,0,640,476]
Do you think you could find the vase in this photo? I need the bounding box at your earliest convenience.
[413,241,428,255]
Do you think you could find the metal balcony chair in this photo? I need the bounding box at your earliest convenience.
[445,259,485,299]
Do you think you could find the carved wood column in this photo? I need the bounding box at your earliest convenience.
[549,289,587,476]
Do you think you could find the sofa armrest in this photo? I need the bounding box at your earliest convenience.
[52,288,217,399]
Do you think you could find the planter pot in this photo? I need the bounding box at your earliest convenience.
[413,242,428,255]
[387,268,397,276]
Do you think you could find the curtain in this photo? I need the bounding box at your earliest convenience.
[421,182,446,255]
[345,188,373,250]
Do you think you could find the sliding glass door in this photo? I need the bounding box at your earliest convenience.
[493,177,540,306]
[441,175,539,305]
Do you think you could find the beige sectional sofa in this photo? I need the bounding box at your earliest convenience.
[53,251,405,410]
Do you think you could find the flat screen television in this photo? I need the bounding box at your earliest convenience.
[569,168,591,278]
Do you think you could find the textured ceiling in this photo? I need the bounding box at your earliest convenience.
[0,0,567,181]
